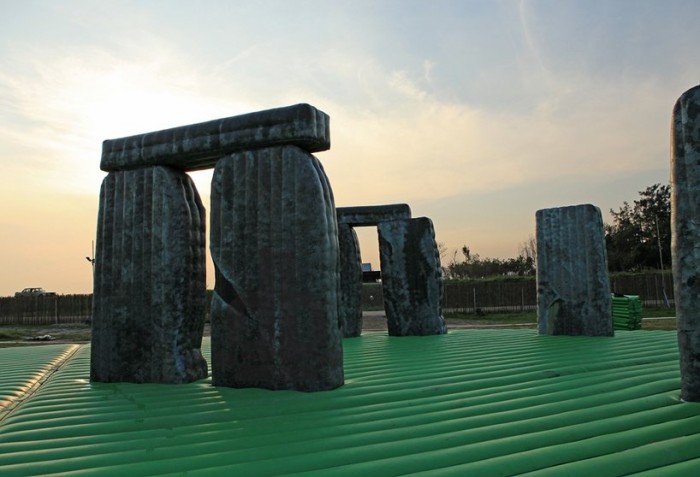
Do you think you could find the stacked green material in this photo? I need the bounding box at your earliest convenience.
[612,294,643,330]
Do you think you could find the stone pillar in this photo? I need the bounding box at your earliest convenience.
[536,204,613,336]
[210,145,343,391]
[338,223,363,337]
[378,217,447,336]
[671,85,700,402]
[91,166,208,383]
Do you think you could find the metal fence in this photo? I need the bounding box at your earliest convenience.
[362,271,675,314]
[0,294,92,325]
[0,272,674,325]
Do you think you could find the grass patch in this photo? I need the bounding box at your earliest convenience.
[0,323,91,344]
[445,306,676,331]
[641,306,675,318]
[0,330,25,340]
[641,318,676,331]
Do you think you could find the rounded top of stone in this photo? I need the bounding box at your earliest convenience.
[679,84,700,100]
[536,203,601,216]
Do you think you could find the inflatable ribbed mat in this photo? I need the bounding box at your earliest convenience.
[1,331,699,476]
[0,345,80,419]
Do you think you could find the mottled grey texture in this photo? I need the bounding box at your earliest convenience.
[338,223,363,337]
[671,84,700,401]
[91,166,208,384]
[378,218,447,336]
[210,145,343,391]
[101,104,330,172]
[337,204,411,227]
[536,204,613,337]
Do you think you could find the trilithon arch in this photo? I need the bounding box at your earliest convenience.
[91,104,444,391]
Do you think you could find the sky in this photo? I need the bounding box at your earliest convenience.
[1,0,698,296]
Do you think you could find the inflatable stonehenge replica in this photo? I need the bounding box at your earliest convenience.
[90,103,445,391]
[88,87,700,403]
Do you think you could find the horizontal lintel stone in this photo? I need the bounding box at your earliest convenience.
[100,103,330,172]
[337,204,412,227]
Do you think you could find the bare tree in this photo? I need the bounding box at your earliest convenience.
[519,234,537,264]
[437,241,449,262]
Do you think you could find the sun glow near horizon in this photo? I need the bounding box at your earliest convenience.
[0,0,695,295]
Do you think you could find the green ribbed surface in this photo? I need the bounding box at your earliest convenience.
[0,331,699,476]
[0,345,78,418]
[612,295,643,330]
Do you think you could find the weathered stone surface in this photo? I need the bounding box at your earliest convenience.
[101,104,330,172]
[536,204,613,337]
[91,166,208,384]
[337,204,411,227]
[338,223,363,337]
[671,84,700,401]
[210,145,343,391]
[378,218,447,336]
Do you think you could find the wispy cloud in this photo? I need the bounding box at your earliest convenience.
[0,0,697,294]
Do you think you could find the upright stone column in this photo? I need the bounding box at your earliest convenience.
[672,84,700,402]
[536,204,613,336]
[378,217,447,336]
[338,223,363,337]
[91,166,208,383]
[210,145,343,391]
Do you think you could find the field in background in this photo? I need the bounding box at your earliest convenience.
[0,271,675,341]
[444,306,675,331]
[0,306,676,347]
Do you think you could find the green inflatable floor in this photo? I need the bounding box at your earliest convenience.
[0,330,698,476]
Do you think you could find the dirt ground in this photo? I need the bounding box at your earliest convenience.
[361,313,537,330]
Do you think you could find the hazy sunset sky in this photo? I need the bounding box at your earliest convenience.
[1,0,698,296]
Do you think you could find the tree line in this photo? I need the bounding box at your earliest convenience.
[443,183,671,280]
[442,244,536,280]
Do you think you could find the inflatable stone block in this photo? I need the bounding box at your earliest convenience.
[91,166,208,384]
[338,223,363,337]
[101,103,330,172]
[536,204,613,337]
[210,145,343,391]
[337,204,411,227]
[671,84,700,401]
[378,217,447,336]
